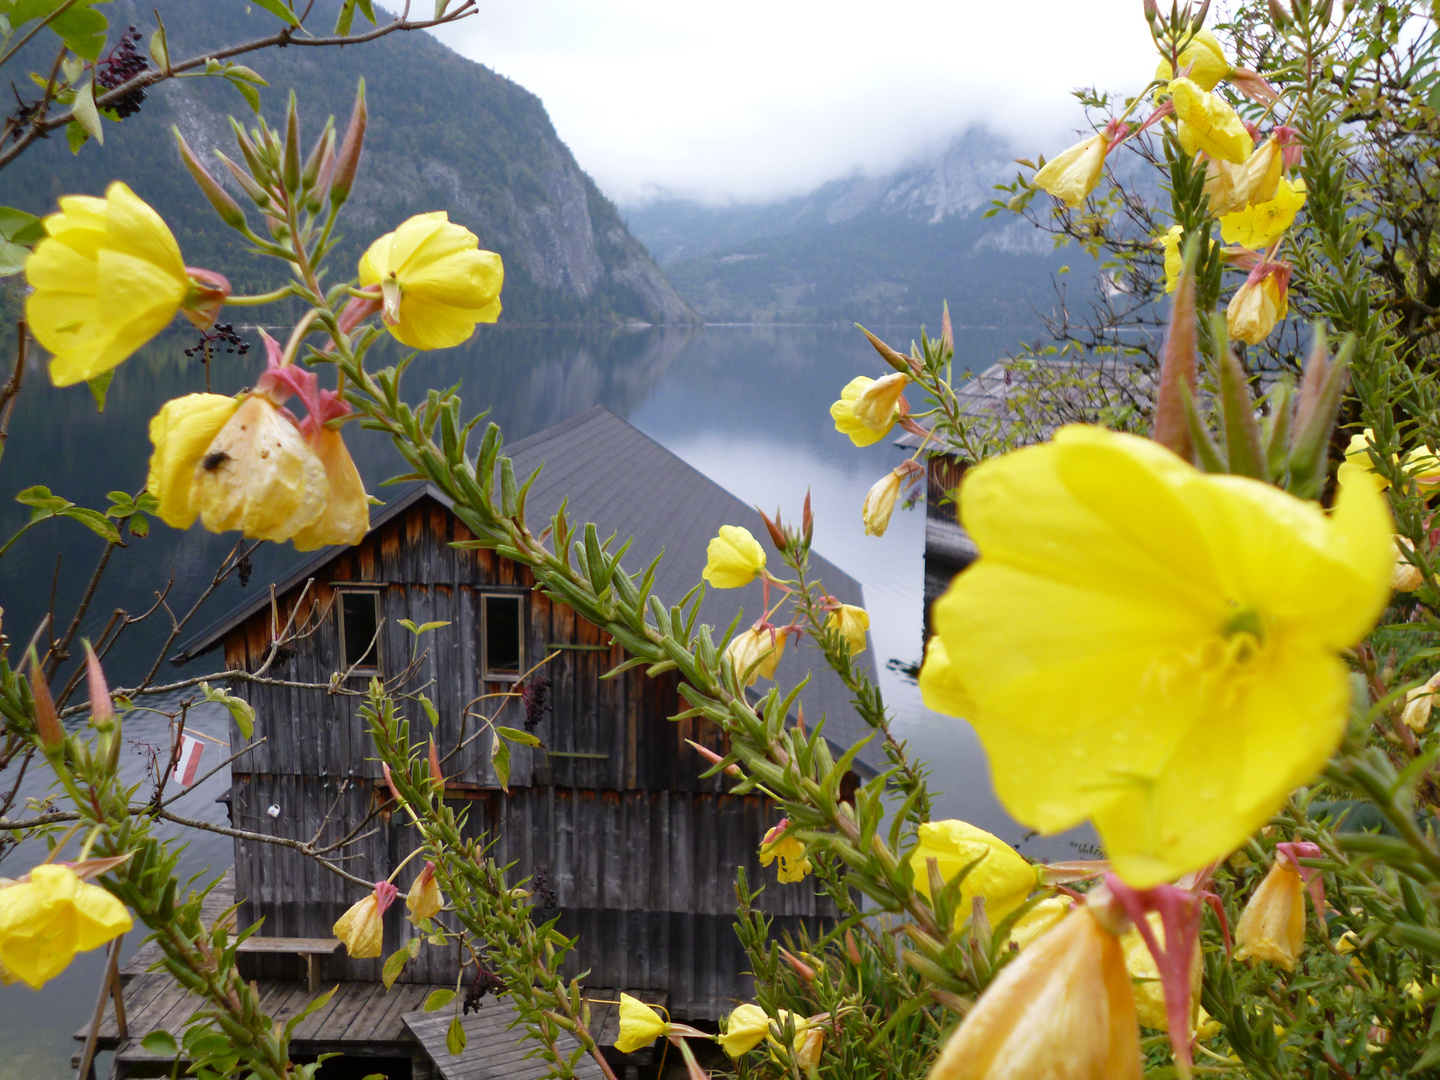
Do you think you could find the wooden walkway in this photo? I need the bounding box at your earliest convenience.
[403,999,606,1080]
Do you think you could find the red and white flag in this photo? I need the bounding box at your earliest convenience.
[172,734,205,787]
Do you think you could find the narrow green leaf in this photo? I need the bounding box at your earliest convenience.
[419,693,438,726]
[423,989,455,1012]
[491,732,510,793]
[382,946,408,990]
[334,0,356,34]
[446,1014,466,1056]
[247,0,302,25]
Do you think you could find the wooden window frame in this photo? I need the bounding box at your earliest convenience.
[336,588,383,675]
[480,591,525,682]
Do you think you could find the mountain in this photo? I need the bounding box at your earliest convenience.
[0,0,695,326]
[622,129,1072,328]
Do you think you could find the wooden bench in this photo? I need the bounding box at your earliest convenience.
[229,936,341,993]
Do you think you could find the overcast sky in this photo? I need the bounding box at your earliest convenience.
[387,1,1162,206]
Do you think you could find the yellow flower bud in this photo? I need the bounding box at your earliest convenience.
[703,525,767,588]
[1169,77,1252,163]
[724,627,785,687]
[759,819,812,884]
[1235,857,1307,971]
[334,881,398,959]
[615,992,668,1054]
[851,372,909,430]
[1155,29,1232,91]
[0,864,133,989]
[927,904,1142,1080]
[719,1003,773,1057]
[1032,133,1107,208]
[826,604,869,655]
[1226,270,1289,345]
[909,819,1037,925]
[405,861,443,924]
[25,182,201,387]
[862,468,904,537]
[359,211,504,350]
[146,393,242,529]
[1219,177,1307,249]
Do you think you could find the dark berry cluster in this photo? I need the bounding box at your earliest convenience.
[531,867,557,909]
[94,27,150,119]
[463,960,506,1014]
[518,676,550,733]
[184,323,250,360]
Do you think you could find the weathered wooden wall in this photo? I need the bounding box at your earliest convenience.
[225,497,836,1018]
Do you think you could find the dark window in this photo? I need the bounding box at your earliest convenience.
[339,590,381,671]
[483,594,523,679]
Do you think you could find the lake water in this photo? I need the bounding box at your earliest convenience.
[0,322,1081,1076]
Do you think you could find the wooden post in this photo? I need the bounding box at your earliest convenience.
[75,934,123,1080]
[306,953,321,995]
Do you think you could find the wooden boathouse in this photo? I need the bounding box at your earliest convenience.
[78,407,876,1076]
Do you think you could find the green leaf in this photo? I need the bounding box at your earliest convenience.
[496,726,543,748]
[381,946,408,990]
[65,119,89,154]
[284,985,336,1039]
[11,0,109,60]
[15,484,67,510]
[128,514,149,538]
[225,74,261,113]
[70,80,103,144]
[334,0,356,34]
[423,989,455,1012]
[419,693,438,726]
[445,1014,466,1056]
[224,64,268,85]
[246,0,301,26]
[86,369,113,412]
[0,239,27,277]
[398,619,451,637]
[61,506,121,542]
[0,206,43,245]
[149,27,168,69]
[356,0,376,20]
[200,682,255,739]
[491,732,510,793]
[140,1030,178,1057]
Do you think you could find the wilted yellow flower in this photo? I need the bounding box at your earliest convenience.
[1032,134,1107,208]
[792,1027,824,1070]
[1402,673,1440,733]
[927,901,1141,1080]
[1204,135,1284,216]
[146,393,242,528]
[909,819,1038,925]
[615,993,668,1054]
[1227,266,1289,345]
[405,861,443,924]
[0,864,132,989]
[852,372,909,430]
[760,819,812,884]
[25,182,227,386]
[1220,177,1307,248]
[1170,77,1252,163]
[703,525,767,588]
[1155,28,1231,91]
[1235,856,1307,970]
[929,425,1392,887]
[720,1003,773,1057]
[334,881,398,959]
[1005,897,1071,950]
[359,211,503,350]
[1159,225,1184,294]
[292,390,369,551]
[831,376,897,445]
[862,468,904,537]
[725,626,785,687]
[919,636,973,718]
[826,604,869,655]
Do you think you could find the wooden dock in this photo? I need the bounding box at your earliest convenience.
[74,871,623,1079]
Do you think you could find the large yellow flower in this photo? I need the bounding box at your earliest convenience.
[1204,135,1282,216]
[292,390,370,552]
[359,212,503,350]
[1155,29,1231,91]
[909,820,1038,925]
[146,393,242,528]
[831,375,899,446]
[334,881,398,959]
[927,425,1392,887]
[826,603,870,655]
[615,993,668,1053]
[720,1003,773,1057]
[703,525,767,588]
[1220,178,1307,249]
[1032,134,1107,208]
[1169,77,1252,163]
[0,864,132,989]
[25,182,205,386]
[759,819,812,883]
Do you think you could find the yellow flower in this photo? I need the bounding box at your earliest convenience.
[862,468,904,537]
[792,1027,824,1070]
[1155,29,1231,91]
[1403,446,1440,495]
[1402,673,1440,733]
[929,425,1392,887]
[405,861,443,924]
[725,626,786,687]
[334,881,398,959]
[359,211,504,350]
[826,604,869,655]
[765,1012,820,1069]
[615,993,668,1054]
[909,820,1038,925]
[1337,430,1391,493]
[703,525,767,588]
[1120,912,1206,1035]
[720,1003,773,1057]
[760,819,812,883]
[1032,134,1107,208]
[25,181,226,387]
[1394,537,1425,593]
[1170,77,1252,163]
[919,636,974,718]
[1235,856,1307,970]
[1220,177,1307,248]
[852,372,909,430]
[831,376,897,445]
[292,391,370,551]
[1159,225,1185,294]
[1227,268,1289,345]
[1005,897,1071,950]
[0,864,132,989]
[927,902,1141,1080]
[146,393,242,528]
